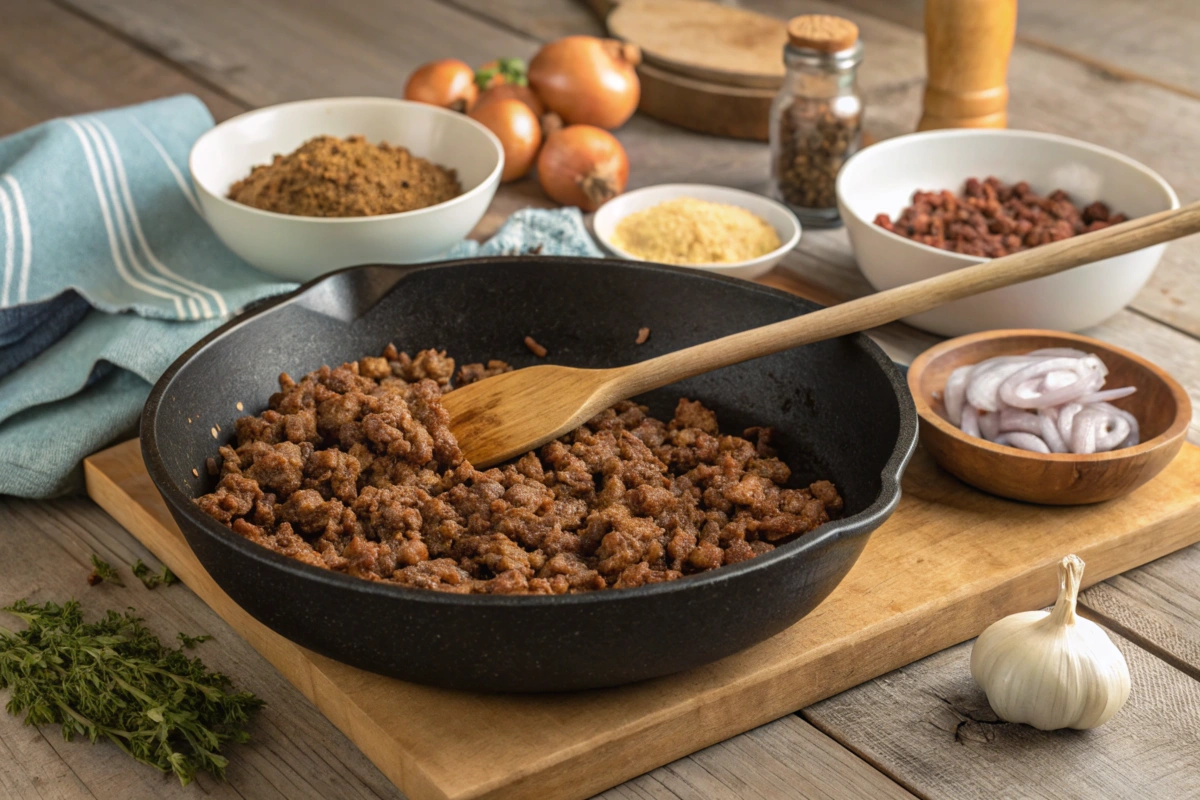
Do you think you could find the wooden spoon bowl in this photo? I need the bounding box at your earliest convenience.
[908,330,1192,505]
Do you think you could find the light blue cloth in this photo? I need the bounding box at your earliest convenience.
[0,96,604,497]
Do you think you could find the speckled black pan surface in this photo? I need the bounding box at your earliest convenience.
[142,257,917,692]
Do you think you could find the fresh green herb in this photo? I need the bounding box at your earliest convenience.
[131,560,179,590]
[0,599,263,785]
[87,555,123,587]
[131,559,159,589]
[475,57,528,90]
[177,632,213,649]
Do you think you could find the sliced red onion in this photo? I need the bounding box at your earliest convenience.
[1042,369,1081,391]
[1058,402,1083,441]
[1039,408,1068,453]
[960,404,981,438]
[979,409,1001,441]
[999,407,1042,436]
[1079,386,1138,404]
[1095,413,1131,452]
[943,365,974,426]
[1070,408,1102,454]
[1096,402,1140,449]
[941,350,1140,456]
[994,432,1052,453]
[998,357,1103,409]
[966,358,1035,412]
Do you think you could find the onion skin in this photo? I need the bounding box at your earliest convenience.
[537,124,629,211]
[529,36,641,129]
[469,99,542,183]
[475,83,545,117]
[404,59,479,113]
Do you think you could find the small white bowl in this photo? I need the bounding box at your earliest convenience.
[592,184,801,280]
[190,97,504,281]
[837,129,1179,336]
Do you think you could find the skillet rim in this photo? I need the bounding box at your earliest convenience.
[142,257,918,608]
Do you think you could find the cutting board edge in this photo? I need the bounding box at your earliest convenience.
[82,440,1200,800]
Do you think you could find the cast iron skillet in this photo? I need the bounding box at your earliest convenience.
[142,257,917,692]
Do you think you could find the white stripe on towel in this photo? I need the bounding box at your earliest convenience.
[3,175,32,304]
[81,119,198,320]
[64,118,187,319]
[0,184,13,307]
[94,119,227,317]
[130,116,202,215]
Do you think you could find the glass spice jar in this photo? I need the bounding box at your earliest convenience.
[769,15,864,228]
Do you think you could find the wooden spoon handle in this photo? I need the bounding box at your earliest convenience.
[621,200,1200,396]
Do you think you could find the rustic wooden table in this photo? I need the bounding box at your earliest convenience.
[2,1,1198,798]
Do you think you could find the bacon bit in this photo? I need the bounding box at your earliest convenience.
[636,327,650,345]
[524,336,548,358]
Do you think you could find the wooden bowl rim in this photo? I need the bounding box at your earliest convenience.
[908,328,1192,464]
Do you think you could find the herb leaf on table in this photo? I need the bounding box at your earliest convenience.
[131,559,178,589]
[86,555,123,586]
[0,599,263,785]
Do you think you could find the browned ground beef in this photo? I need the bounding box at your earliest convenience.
[195,346,843,594]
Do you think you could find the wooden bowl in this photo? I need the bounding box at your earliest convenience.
[908,330,1192,505]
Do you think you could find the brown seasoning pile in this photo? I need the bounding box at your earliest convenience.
[228,135,461,217]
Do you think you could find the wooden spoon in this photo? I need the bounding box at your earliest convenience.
[444,201,1200,467]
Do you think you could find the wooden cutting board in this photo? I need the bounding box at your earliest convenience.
[607,0,786,89]
[85,438,1200,800]
[593,0,786,140]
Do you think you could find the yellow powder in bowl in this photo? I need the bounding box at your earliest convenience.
[609,197,782,265]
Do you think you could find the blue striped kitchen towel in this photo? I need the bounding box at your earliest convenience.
[0,95,296,498]
[0,94,605,497]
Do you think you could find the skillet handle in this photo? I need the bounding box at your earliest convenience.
[619,200,1200,396]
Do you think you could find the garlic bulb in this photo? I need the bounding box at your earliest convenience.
[970,554,1130,730]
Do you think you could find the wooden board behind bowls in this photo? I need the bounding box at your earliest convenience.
[593,0,788,140]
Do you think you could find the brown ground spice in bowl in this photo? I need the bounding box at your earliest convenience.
[227,135,461,217]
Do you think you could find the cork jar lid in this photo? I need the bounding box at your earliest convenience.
[787,14,859,52]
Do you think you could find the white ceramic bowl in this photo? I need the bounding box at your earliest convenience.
[592,184,801,280]
[190,97,503,281]
[837,129,1178,336]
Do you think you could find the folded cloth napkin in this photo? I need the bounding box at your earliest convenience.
[0,95,603,498]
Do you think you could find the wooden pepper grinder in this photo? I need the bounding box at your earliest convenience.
[918,0,1018,130]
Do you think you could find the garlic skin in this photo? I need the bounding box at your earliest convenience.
[970,555,1130,731]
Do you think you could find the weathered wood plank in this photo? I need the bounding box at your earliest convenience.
[596,715,917,800]
[803,630,1200,800]
[0,498,407,800]
[0,0,243,135]
[1080,545,1200,682]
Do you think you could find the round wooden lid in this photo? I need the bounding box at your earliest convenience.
[786,15,859,52]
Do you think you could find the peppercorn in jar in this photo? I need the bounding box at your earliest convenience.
[769,15,864,227]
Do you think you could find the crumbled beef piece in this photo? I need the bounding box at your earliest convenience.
[194,345,842,593]
[456,359,513,386]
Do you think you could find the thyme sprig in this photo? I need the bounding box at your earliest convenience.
[0,600,262,785]
[87,555,123,587]
[131,559,179,590]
